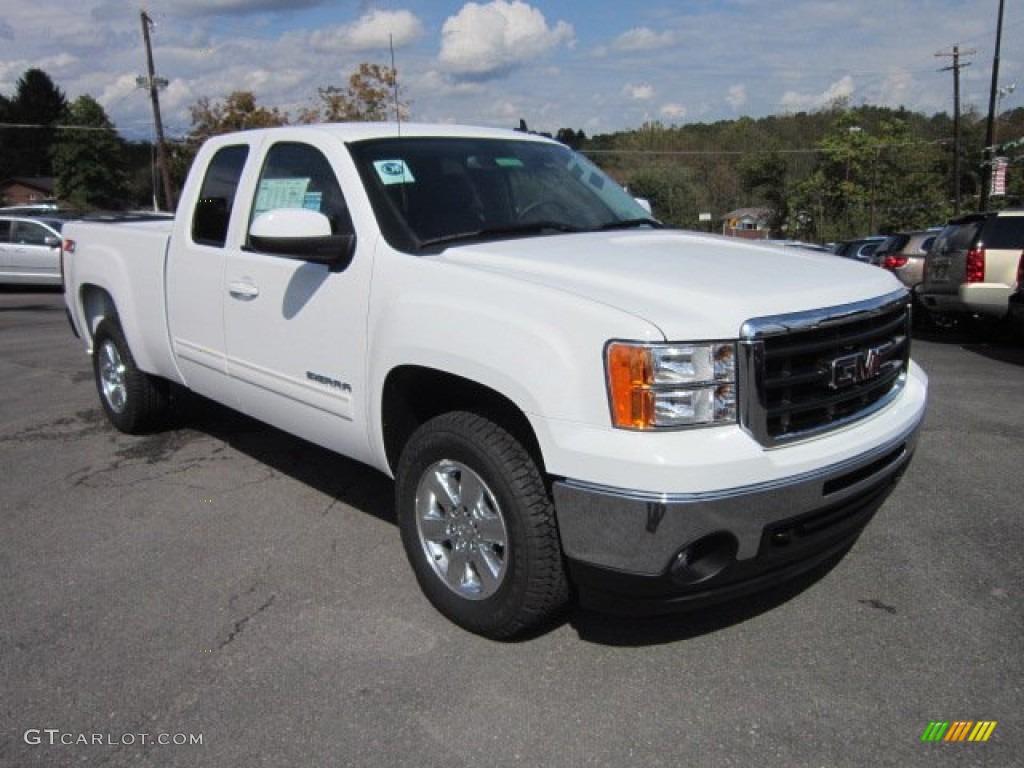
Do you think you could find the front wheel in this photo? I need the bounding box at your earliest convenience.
[396,412,568,639]
[92,318,169,434]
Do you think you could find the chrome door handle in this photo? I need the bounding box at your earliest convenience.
[228,280,259,300]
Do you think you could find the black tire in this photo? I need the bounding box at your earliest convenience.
[396,411,568,639]
[92,318,169,434]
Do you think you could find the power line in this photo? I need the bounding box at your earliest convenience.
[0,122,119,132]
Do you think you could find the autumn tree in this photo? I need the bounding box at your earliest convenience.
[52,95,130,209]
[298,63,408,123]
[188,90,288,142]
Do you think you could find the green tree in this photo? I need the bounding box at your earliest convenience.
[0,93,13,179]
[626,164,697,227]
[740,152,789,237]
[52,95,130,210]
[6,68,68,177]
[298,63,408,123]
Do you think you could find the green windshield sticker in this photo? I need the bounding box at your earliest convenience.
[495,157,524,168]
[374,159,415,185]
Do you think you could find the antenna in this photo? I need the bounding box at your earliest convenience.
[389,33,402,134]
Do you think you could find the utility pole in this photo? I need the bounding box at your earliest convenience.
[937,45,975,215]
[140,10,175,211]
[980,0,1006,211]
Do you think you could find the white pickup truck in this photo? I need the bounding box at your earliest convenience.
[63,123,928,638]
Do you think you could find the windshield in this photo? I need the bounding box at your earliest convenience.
[347,136,656,252]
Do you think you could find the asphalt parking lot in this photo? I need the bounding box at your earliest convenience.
[1,287,1020,768]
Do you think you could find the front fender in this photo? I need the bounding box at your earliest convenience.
[365,248,662,472]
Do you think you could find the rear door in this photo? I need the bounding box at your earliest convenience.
[166,142,250,402]
[221,138,374,462]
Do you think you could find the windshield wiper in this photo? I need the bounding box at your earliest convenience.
[418,221,584,249]
[596,217,663,231]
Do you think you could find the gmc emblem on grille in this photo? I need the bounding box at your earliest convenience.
[828,342,897,390]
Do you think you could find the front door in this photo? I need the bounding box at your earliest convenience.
[222,139,374,463]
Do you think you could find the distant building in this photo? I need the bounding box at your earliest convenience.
[722,207,771,240]
[0,177,56,207]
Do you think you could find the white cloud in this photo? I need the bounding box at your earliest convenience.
[438,1,574,79]
[611,27,674,53]
[726,84,747,110]
[310,9,423,52]
[866,69,917,107]
[660,103,687,120]
[417,70,486,97]
[624,83,654,101]
[779,75,855,112]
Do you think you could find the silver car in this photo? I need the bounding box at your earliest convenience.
[0,216,67,286]
[871,228,941,289]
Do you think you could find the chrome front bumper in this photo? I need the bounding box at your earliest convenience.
[552,416,923,612]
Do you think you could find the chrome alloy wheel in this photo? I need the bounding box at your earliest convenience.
[414,459,509,600]
[98,339,128,414]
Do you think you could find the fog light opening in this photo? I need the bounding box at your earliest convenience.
[670,532,738,585]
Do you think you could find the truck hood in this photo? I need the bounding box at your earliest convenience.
[437,230,904,339]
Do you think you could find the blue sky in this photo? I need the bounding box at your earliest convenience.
[1,1,1020,140]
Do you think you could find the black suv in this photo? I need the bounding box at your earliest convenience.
[916,210,1024,322]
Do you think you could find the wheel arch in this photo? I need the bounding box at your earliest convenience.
[381,365,544,477]
[77,283,120,342]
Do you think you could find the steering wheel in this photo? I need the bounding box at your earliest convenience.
[516,198,571,222]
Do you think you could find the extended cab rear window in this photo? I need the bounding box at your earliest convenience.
[192,144,249,247]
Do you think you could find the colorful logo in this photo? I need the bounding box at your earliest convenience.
[921,721,997,742]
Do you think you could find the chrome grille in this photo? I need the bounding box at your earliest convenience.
[739,290,911,446]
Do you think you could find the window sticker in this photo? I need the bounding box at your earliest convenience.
[254,177,310,216]
[374,159,415,185]
[495,157,524,168]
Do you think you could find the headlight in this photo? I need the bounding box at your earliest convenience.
[605,341,737,430]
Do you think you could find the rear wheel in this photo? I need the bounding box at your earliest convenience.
[396,411,568,639]
[92,318,169,434]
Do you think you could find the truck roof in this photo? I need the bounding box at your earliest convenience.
[203,122,556,147]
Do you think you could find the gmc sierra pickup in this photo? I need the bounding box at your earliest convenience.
[63,123,928,638]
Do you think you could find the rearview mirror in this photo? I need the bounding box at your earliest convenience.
[247,208,355,270]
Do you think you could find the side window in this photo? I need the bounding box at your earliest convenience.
[250,142,353,238]
[13,221,52,246]
[192,144,249,247]
[0,219,12,243]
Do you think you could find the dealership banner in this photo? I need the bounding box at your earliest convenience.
[990,156,1008,197]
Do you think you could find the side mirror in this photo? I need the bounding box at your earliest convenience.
[44,236,61,248]
[247,208,355,270]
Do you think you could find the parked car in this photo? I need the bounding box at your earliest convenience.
[0,215,71,286]
[833,236,887,262]
[917,209,1024,322]
[870,228,942,288]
